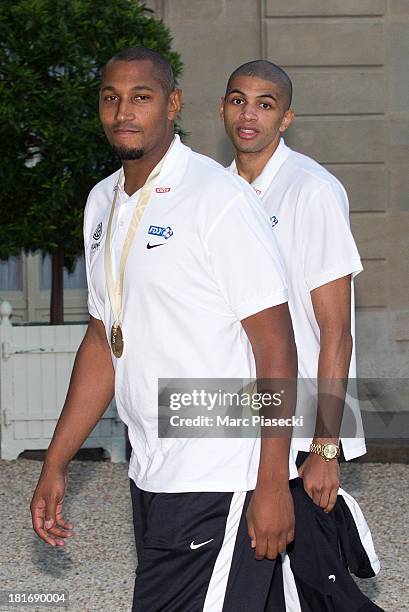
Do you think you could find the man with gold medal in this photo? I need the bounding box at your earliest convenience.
[30,48,298,611]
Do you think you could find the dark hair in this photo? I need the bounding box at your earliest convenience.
[226,60,292,109]
[102,47,175,95]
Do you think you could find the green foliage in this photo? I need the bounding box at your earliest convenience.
[0,0,183,270]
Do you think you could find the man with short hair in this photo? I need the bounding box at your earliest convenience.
[30,48,298,611]
[221,61,383,609]
[221,60,367,505]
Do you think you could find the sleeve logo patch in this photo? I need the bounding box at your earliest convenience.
[92,222,103,241]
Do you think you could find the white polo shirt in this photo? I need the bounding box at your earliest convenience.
[84,135,298,492]
[229,139,366,460]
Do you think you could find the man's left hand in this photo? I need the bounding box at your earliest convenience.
[247,481,295,560]
[298,453,340,513]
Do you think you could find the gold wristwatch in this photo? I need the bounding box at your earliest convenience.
[309,442,340,461]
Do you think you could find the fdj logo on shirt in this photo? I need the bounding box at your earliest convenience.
[270,216,279,228]
[148,225,174,240]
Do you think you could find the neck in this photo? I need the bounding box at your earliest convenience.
[122,131,174,196]
[235,137,281,184]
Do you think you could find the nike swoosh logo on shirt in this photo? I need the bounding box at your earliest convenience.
[190,538,214,550]
[146,242,165,249]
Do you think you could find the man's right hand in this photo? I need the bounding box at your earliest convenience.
[29,316,114,547]
[30,467,74,547]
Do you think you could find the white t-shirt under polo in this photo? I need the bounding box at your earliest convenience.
[84,135,297,492]
[229,139,366,460]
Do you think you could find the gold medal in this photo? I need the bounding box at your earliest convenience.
[104,147,170,358]
[110,323,124,358]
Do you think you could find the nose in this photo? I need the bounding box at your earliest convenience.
[116,99,135,123]
[239,103,258,122]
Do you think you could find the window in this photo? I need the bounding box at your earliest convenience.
[40,253,87,290]
[0,256,22,291]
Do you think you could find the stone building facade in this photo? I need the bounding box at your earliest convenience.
[1,0,408,377]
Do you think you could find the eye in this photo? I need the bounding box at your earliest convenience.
[104,95,118,102]
[134,94,151,102]
[230,97,244,105]
[259,102,272,110]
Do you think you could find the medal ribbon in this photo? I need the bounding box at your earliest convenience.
[104,156,166,344]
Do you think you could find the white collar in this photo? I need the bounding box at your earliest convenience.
[229,138,291,197]
[114,134,187,194]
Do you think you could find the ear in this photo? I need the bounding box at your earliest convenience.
[168,89,182,121]
[219,96,226,120]
[279,109,295,133]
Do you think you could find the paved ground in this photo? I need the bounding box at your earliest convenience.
[0,459,406,611]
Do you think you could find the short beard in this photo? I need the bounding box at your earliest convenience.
[112,145,145,161]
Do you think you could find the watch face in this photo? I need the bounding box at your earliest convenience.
[323,444,338,459]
